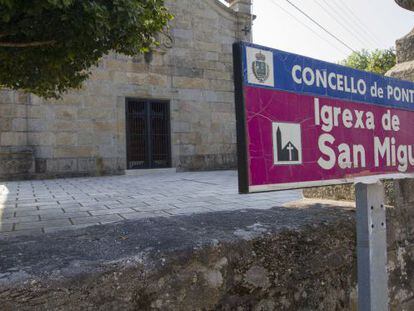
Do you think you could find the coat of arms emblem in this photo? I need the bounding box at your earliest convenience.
[252,51,270,83]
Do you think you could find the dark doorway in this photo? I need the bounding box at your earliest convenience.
[126,99,171,169]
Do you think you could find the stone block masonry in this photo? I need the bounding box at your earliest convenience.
[0,0,253,179]
[385,26,414,310]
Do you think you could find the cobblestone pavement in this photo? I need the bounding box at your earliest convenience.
[0,171,302,238]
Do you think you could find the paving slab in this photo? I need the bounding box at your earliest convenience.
[0,170,303,237]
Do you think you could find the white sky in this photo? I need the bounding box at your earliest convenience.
[221,0,413,63]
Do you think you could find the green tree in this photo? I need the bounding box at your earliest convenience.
[0,0,173,98]
[340,48,396,75]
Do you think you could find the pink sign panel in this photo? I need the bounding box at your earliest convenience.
[233,43,414,193]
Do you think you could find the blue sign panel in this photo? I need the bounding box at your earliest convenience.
[242,42,414,111]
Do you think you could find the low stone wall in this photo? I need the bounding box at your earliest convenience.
[0,150,34,181]
[0,206,357,310]
[178,153,237,171]
[303,181,396,206]
[303,184,356,202]
[33,156,125,179]
[1,192,413,310]
[2,223,357,310]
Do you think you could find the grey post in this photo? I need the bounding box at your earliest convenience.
[356,182,388,311]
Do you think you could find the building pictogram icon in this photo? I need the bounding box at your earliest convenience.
[273,122,302,165]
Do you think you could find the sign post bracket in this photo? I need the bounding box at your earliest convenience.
[356,181,388,311]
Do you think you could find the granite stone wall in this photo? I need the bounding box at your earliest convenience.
[385,27,414,309]
[303,181,396,206]
[0,0,252,179]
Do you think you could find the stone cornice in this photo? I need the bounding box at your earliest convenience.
[209,0,253,21]
[395,0,414,11]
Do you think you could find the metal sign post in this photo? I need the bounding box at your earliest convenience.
[356,182,388,311]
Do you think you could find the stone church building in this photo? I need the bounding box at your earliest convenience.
[0,0,253,180]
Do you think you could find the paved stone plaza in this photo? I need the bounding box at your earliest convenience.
[0,171,302,238]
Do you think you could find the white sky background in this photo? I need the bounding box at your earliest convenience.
[220,0,413,63]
